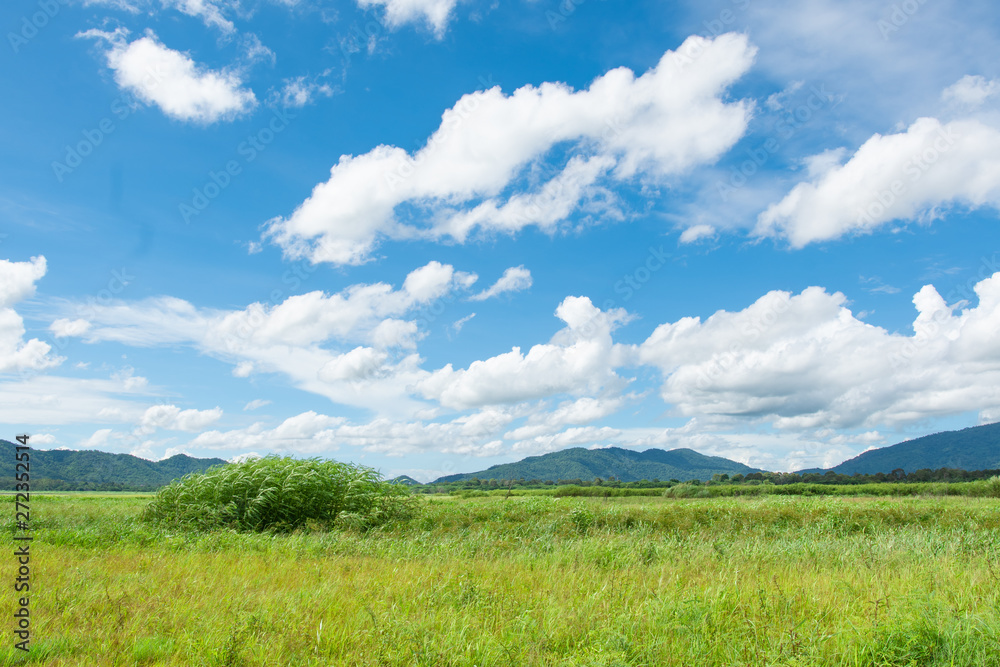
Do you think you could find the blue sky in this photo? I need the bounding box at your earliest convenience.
[2,0,1000,480]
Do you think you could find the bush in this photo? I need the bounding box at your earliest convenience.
[140,456,419,532]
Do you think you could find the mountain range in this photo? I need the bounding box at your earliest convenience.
[798,421,1000,475]
[2,421,997,490]
[0,439,226,491]
[433,446,762,483]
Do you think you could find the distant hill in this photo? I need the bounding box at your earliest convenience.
[800,422,1000,475]
[433,447,761,484]
[390,475,422,486]
[0,440,227,491]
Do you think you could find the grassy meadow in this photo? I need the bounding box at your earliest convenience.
[2,492,999,666]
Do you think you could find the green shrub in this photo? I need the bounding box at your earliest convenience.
[140,456,418,532]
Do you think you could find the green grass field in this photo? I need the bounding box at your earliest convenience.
[2,493,999,666]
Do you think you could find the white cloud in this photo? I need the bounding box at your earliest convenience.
[276,76,334,108]
[81,428,113,449]
[756,117,1000,246]
[193,410,345,452]
[317,346,387,382]
[111,367,149,392]
[80,29,257,124]
[265,33,756,264]
[440,156,619,243]
[468,266,532,301]
[504,396,626,440]
[0,255,47,308]
[193,407,517,458]
[232,361,254,377]
[511,425,621,455]
[356,0,459,37]
[679,224,716,244]
[82,0,144,11]
[942,75,1000,109]
[0,376,154,426]
[29,433,57,445]
[51,318,92,338]
[243,399,271,411]
[638,272,1000,431]
[0,256,63,373]
[240,33,275,65]
[449,313,475,336]
[162,446,194,459]
[136,404,223,434]
[163,0,235,34]
[55,262,475,416]
[419,296,634,409]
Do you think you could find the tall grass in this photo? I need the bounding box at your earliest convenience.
[139,456,418,532]
[3,493,998,665]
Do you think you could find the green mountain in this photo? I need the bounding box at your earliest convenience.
[802,422,1000,475]
[0,440,227,491]
[433,447,762,483]
[390,475,422,486]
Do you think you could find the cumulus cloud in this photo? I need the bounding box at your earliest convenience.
[638,272,1000,431]
[468,266,532,301]
[0,256,47,308]
[418,296,633,409]
[511,425,621,454]
[54,262,476,415]
[756,117,1000,246]
[356,0,459,37]
[192,407,516,458]
[265,33,756,264]
[81,428,113,449]
[0,256,63,373]
[80,29,257,124]
[504,396,625,440]
[135,404,223,435]
[51,318,92,338]
[243,399,271,411]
